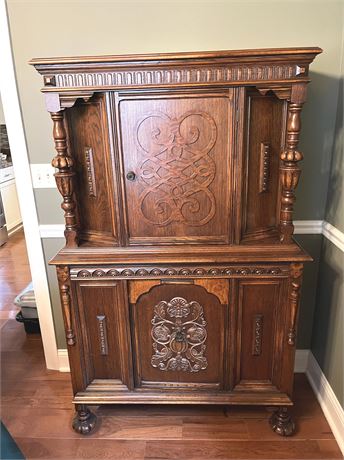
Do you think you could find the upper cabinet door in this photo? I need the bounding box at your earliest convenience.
[115,91,234,245]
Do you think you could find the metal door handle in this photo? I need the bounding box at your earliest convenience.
[126,171,136,181]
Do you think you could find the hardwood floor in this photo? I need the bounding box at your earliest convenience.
[0,232,342,459]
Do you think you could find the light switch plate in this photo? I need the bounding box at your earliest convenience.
[30,163,56,188]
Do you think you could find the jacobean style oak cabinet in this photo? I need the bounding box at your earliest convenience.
[31,47,321,435]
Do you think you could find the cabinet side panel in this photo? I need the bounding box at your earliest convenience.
[76,281,124,380]
[67,95,118,244]
[242,93,285,240]
[238,281,280,383]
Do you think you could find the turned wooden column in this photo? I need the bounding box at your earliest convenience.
[279,83,307,244]
[287,263,303,347]
[51,111,78,248]
[56,265,75,346]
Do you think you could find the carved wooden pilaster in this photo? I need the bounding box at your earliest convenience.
[287,263,303,346]
[51,111,78,248]
[279,84,307,243]
[56,266,75,346]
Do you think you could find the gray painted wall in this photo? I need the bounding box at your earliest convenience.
[5,2,343,361]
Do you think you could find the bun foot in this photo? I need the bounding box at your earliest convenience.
[72,405,97,435]
[269,407,295,436]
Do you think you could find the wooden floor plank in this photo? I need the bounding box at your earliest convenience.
[16,437,146,459]
[144,439,343,459]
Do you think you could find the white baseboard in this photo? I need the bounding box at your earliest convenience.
[306,352,344,456]
[8,222,23,236]
[39,224,64,238]
[322,221,344,253]
[57,349,310,374]
[293,220,323,234]
[57,349,70,372]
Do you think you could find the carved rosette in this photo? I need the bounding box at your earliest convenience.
[51,111,78,248]
[287,263,303,346]
[56,265,75,346]
[279,90,306,244]
[151,296,208,372]
[70,265,285,279]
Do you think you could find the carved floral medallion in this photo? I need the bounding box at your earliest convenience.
[151,296,208,372]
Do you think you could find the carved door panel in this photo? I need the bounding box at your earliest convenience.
[130,281,229,389]
[116,92,234,245]
[233,278,287,392]
[72,280,132,390]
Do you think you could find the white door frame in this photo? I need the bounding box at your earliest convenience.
[0,0,59,370]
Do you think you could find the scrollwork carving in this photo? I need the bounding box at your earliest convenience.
[136,111,217,226]
[151,296,207,372]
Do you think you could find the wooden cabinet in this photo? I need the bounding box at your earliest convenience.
[31,47,321,436]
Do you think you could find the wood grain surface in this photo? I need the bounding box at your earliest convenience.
[0,232,342,459]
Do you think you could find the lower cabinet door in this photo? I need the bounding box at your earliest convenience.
[72,280,132,389]
[130,280,229,390]
[233,278,288,392]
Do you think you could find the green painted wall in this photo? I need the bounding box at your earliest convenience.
[41,238,66,348]
[325,77,344,233]
[311,28,343,407]
[5,1,343,355]
[312,239,344,406]
[294,235,322,349]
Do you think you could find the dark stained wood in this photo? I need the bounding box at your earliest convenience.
[73,279,132,389]
[131,282,227,389]
[233,279,285,388]
[116,91,233,245]
[279,84,308,243]
[0,255,342,460]
[241,91,287,241]
[67,95,120,245]
[29,48,322,435]
[51,112,79,248]
[29,47,323,66]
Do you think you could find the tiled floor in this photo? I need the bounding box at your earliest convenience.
[0,231,342,459]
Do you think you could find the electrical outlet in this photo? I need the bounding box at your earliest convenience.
[30,163,56,188]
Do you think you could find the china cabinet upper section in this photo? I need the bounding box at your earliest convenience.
[30,47,322,250]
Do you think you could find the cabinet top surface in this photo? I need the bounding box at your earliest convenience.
[30,47,322,67]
